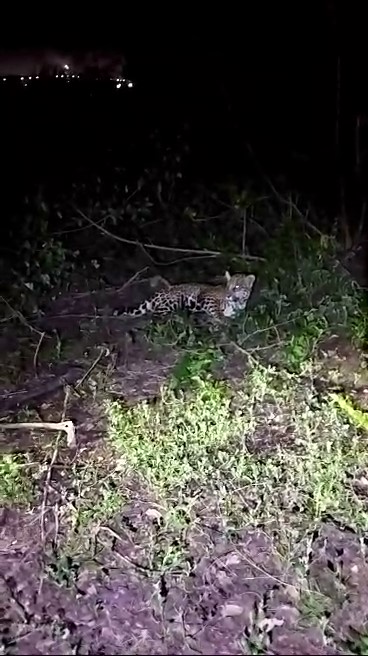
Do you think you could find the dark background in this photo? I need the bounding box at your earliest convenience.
[1,4,367,239]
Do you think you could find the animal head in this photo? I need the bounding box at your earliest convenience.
[225,271,256,296]
[222,271,256,317]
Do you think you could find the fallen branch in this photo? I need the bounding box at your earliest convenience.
[75,346,108,390]
[0,366,84,415]
[0,295,48,337]
[74,208,265,261]
[59,266,149,299]
[0,420,76,448]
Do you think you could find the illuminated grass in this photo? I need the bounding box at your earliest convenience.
[107,363,368,537]
[0,453,34,506]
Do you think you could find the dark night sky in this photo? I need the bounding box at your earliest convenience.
[3,4,367,162]
[2,3,366,135]
[1,2,367,219]
[2,4,366,95]
[2,5,366,166]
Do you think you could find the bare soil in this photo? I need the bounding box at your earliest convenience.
[0,282,367,655]
[2,504,366,655]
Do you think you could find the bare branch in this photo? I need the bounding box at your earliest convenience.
[0,420,76,448]
[74,208,265,261]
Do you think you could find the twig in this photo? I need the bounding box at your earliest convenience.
[40,435,61,543]
[97,525,147,571]
[157,254,218,266]
[0,295,47,337]
[0,420,76,448]
[190,212,227,223]
[241,208,247,257]
[37,313,120,321]
[33,331,45,375]
[51,267,149,300]
[52,214,108,236]
[39,387,71,544]
[267,184,325,238]
[74,207,265,261]
[75,346,108,390]
[118,267,149,290]
[356,200,367,244]
[246,144,325,237]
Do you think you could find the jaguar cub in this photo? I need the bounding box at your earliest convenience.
[114,272,256,321]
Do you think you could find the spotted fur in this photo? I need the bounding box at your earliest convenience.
[114,272,256,320]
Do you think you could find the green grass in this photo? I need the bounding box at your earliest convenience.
[53,447,128,539]
[234,234,366,371]
[103,220,368,552]
[347,634,368,655]
[0,453,34,505]
[106,360,368,541]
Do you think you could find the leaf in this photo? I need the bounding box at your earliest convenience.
[330,393,368,432]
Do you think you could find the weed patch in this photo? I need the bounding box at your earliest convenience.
[0,453,34,505]
[107,361,368,540]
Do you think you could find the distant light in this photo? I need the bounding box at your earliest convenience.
[56,74,59,78]
[24,83,27,87]
[20,76,24,81]
[61,74,64,78]
[2,77,6,81]
[28,76,32,80]
[72,74,75,78]
[64,64,69,70]
[35,76,39,79]
[116,82,122,89]
[128,82,133,88]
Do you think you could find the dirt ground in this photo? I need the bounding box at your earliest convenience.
[1,280,368,655]
[2,505,368,655]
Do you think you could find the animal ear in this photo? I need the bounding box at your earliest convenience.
[245,274,256,290]
[224,271,231,282]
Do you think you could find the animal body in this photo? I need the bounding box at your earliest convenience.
[114,272,256,321]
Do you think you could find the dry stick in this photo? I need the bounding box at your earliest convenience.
[0,295,48,337]
[358,201,367,241]
[118,267,149,290]
[33,331,45,374]
[39,386,71,544]
[0,420,76,448]
[40,434,61,544]
[241,207,247,257]
[53,267,149,301]
[74,208,265,261]
[246,144,325,238]
[262,176,325,237]
[75,346,108,390]
[52,214,109,236]
[135,238,219,267]
[158,253,218,266]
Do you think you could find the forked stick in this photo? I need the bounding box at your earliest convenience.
[0,420,76,447]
